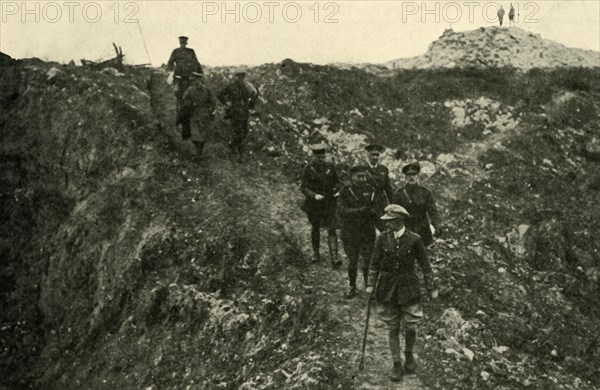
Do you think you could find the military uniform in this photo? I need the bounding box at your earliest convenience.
[367,162,393,231]
[179,79,217,154]
[300,154,340,265]
[167,47,203,78]
[167,39,203,126]
[218,75,257,156]
[338,180,379,295]
[392,184,440,246]
[368,206,437,381]
[368,230,436,306]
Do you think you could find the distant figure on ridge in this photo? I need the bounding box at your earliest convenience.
[179,72,216,159]
[166,36,203,132]
[218,71,258,160]
[497,5,506,26]
[509,4,516,26]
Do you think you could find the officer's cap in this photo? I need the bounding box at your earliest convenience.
[178,36,189,42]
[402,162,421,176]
[349,165,369,175]
[365,144,385,154]
[309,143,328,154]
[380,204,410,220]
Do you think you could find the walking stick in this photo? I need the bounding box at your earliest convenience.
[358,271,381,371]
[358,291,374,371]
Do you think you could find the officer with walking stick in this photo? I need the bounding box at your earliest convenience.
[364,204,438,382]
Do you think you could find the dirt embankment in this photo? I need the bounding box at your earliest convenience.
[0,57,356,389]
[1,55,599,390]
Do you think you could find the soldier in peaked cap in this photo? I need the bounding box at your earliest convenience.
[218,70,258,159]
[338,165,382,298]
[365,144,393,232]
[167,36,204,130]
[179,72,217,158]
[392,162,442,247]
[366,204,438,382]
[300,144,342,267]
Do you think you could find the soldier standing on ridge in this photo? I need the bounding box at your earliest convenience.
[218,71,258,160]
[300,144,342,268]
[166,36,203,133]
[509,4,516,26]
[338,166,380,299]
[366,204,438,382]
[179,72,217,158]
[497,5,506,26]
[365,144,393,233]
[392,163,441,247]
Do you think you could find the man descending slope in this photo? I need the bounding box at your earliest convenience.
[338,166,380,299]
[392,163,441,247]
[364,144,393,233]
[218,71,258,159]
[300,143,342,268]
[166,36,203,133]
[179,72,217,158]
[366,204,438,382]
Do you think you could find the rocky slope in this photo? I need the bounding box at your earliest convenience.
[1,53,600,390]
[387,27,600,70]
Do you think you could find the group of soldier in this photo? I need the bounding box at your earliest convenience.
[300,143,442,382]
[165,36,257,160]
[168,34,442,383]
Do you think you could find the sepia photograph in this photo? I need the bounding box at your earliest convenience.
[1,1,599,389]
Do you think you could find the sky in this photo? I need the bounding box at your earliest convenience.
[1,1,599,66]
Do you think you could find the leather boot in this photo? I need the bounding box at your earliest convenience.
[404,327,417,374]
[390,360,403,382]
[346,268,357,298]
[344,286,356,299]
[311,228,321,263]
[404,352,417,374]
[328,236,342,268]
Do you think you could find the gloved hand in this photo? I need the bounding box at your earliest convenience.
[366,286,374,294]
[315,194,325,201]
[166,72,174,86]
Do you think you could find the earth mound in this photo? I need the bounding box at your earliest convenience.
[387,27,600,70]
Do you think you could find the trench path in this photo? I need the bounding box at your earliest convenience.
[258,122,520,389]
[266,182,431,390]
[148,69,515,388]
